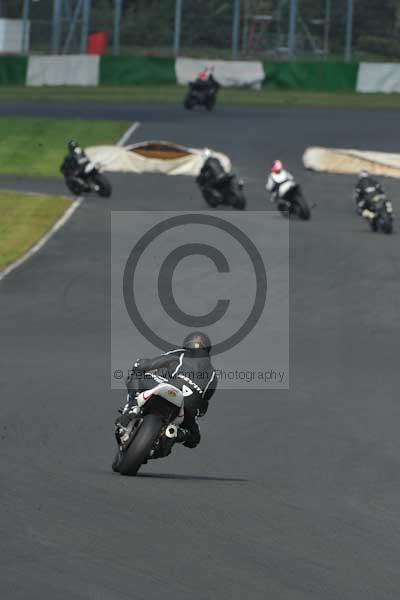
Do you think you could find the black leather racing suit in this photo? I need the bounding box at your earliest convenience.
[354,176,384,213]
[123,348,217,448]
[197,156,229,189]
[60,148,91,178]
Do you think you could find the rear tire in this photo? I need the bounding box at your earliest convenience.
[295,192,311,220]
[93,173,112,198]
[117,414,163,476]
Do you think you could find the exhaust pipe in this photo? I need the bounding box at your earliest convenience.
[165,424,178,439]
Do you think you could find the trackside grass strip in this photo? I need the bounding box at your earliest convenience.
[0,117,129,177]
[0,191,72,270]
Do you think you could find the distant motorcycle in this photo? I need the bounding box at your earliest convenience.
[112,382,185,476]
[61,162,112,198]
[367,194,393,234]
[272,183,311,220]
[197,169,246,210]
[184,79,220,111]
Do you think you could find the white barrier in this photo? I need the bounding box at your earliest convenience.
[303,146,400,179]
[357,62,400,94]
[27,55,100,87]
[175,57,265,89]
[0,19,26,53]
[86,141,231,177]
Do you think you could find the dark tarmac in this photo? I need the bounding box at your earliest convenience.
[1,102,400,600]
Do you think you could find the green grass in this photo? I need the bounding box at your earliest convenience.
[0,85,399,109]
[0,191,72,271]
[0,117,129,177]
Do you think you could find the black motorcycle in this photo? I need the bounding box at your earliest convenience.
[369,194,393,234]
[197,173,246,210]
[274,183,311,220]
[112,382,185,476]
[184,79,220,111]
[62,162,112,198]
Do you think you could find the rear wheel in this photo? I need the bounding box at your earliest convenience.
[294,192,311,220]
[117,414,163,476]
[92,173,112,198]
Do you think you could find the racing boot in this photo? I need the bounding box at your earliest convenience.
[176,420,201,449]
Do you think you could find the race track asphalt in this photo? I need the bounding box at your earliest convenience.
[1,102,400,600]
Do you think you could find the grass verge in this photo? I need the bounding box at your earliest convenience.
[0,117,129,178]
[0,191,72,271]
[0,85,399,109]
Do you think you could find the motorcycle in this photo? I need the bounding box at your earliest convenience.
[112,382,185,476]
[368,194,393,234]
[197,173,246,210]
[184,79,220,111]
[62,161,112,198]
[273,183,311,221]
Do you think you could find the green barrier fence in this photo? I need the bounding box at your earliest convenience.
[100,56,176,85]
[263,61,359,91]
[0,56,27,85]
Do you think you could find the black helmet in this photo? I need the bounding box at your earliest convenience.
[68,139,79,152]
[182,331,211,353]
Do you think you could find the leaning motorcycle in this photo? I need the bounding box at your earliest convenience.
[112,383,185,476]
[197,174,246,210]
[184,80,220,111]
[63,162,112,198]
[369,194,393,234]
[274,182,311,221]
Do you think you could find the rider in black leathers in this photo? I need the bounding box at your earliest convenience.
[354,170,385,217]
[60,140,92,179]
[116,332,217,449]
[197,149,229,190]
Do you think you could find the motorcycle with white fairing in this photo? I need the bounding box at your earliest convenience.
[112,383,185,476]
[271,179,311,220]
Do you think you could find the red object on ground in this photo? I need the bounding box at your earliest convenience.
[87,31,108,55]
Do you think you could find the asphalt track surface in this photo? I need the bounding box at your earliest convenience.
[1,102,400,599]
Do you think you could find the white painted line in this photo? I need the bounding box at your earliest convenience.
[117,121,141,147]
[0,196,83,283]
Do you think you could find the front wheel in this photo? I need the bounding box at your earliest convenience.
[65,177,84,196]
[184,94,195,110]
[116,414,163,476]
[92,173,112,198]
[382,217,393,234]
[202,188,220,208]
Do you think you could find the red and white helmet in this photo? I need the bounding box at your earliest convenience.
[198,67,209,81]
[271,160,283,173]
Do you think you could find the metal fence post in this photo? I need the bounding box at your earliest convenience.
[232,0,241,60]
[21,0,30,54]
[324,0,331,56]
[344,0,354,62]
[288,0,298,57]
[173,0,183,56]
[52,0,63,54]
[113,0,123,56]
[81,0,91,54]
